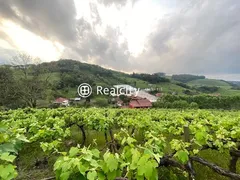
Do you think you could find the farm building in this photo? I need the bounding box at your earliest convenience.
[54,97,69,106]
[129,97,152,108]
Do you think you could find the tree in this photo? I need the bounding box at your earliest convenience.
[0,67,19,108]
[172,74,205,83]
[94,98,109,107]
[11,53,50,108]
[119,95,130,104]
[190,102,199,109]
[12,53,41,78]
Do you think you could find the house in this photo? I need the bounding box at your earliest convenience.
[155,93,163,97]
[129,97,152,108]
[54,97,69,106]
[133,90,158,102]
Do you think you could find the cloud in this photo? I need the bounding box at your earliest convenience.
[133,0,240,74]
[97,0,138,7]
[0,0,77,44]
[0,0,131,70]
[63,18,131,71]
[0,0,239,79]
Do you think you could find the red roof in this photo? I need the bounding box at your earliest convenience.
[155,93,162,97]
[54,97,68,104]
[129,98,152,108]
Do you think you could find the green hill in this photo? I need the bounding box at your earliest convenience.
[37,59,188,96]
[1,59,240,108]
[187,79,231,87]
[186,79,240,96]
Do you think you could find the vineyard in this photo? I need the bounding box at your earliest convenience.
[0,108,240,180]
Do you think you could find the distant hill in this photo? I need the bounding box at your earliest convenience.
[186,79,240,96]
[34,60,189,97]
[187,79,231,87]
[2,59,240,109]
[2,59,240,100]
[172,74,205,83]
[229,81,240,86]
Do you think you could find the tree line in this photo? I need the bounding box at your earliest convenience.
[0,53,51,109]
[153,94,240,109]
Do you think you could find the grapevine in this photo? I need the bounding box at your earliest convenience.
[0,108,240,179]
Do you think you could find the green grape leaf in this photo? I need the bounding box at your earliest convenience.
[87,170,97,180]
[175,150,189,164]
[0,164,17,180]
[83,154,93,162]
[60,171,70,180]
[16,134,29,142]
[90,159,99,168]
[130,149,140,170]
[195,131,207,145]
[92,149,100,158]
[107,170,117,180]
[0,143,17,154]
[78,162,88,175]
[105,154,118,172]
[137,154,150,167]
[0,153,16,163]
[69,147,79,157]
[97,172,105,180]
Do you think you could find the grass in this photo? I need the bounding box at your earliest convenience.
[135,82,188,95]
[188,79,230,87]
[217,86,240,96]
[194,149,240,180]
[16,142,56,180]
[187,79,240,96]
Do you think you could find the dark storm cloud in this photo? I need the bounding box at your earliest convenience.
[0,0,130,69]
[0,0,77,44]
[0,0,239,77]
[134,0,240,75]
[63,19,131,71]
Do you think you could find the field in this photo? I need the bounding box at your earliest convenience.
[1,108,240,180]
[187,79,230,87]
[216,86,240,96]
[187,79,240,96]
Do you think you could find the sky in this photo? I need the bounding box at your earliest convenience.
[0,0,239,81]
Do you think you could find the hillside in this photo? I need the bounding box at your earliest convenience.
[187,79,230,87]
[38,60,240,97]
[1,59,190,108]
[186,79,240,96]
[1,59,240,108]
[230,81,240,86]
[37,59,188,96]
